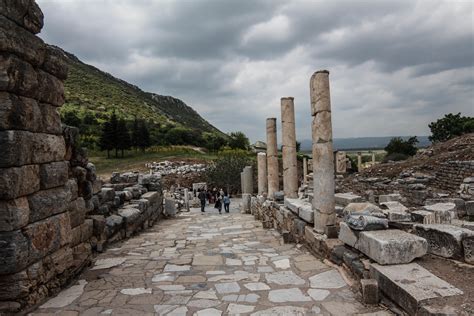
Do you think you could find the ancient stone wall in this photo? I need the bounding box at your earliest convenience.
[0,1,164,313]
[434,161,474,191]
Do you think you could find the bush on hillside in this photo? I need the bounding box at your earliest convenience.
[206,149,253,194]
[429,113,474,142]
[384,136,418,160]
[228,131,250,150]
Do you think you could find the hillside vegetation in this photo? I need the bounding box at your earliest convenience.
[56,46,224,148]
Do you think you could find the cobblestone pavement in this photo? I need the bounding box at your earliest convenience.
[32,201,391,316]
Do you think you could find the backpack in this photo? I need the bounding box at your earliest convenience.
[223,196,230,204]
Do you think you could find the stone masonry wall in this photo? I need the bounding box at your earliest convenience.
[434,161,474,192]
[0,1,164,313]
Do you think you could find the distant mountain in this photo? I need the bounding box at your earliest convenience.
[300,136,431,151]
[57,46,222,135]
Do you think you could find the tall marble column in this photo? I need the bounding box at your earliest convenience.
[266,118,279,199]
[257,152,268,195]
[242,165,253,194]
[310,70,336,234]
[281,97,298,198]
[372,152,376,164]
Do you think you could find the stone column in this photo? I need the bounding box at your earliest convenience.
[266,118,279,199]
[357,152,362,172]
[242,165,253,194]
[257,153,268,196]
[184,188,190,211]
[372,152,376,164]
[303,157,308,184]
[310,70,336,234]
[240,171,245,194]
[281,97,298,198]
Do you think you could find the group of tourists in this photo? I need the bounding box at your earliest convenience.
[197,187,231,214]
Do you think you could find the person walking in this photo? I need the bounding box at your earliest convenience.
[223,192,231,213]
[198,189,207,213]
[215,191,223,214]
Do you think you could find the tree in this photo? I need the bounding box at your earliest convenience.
[99,121,114,158]
[296,141,301,152]
[384,136,418,161]
[228,131,250,150]
[116,118,131,157]
[206,149,253,194]
[131,116,140,151]
[62,111,81,128]
[203,132,227,152]
[429,113,474,142]
[137,121,151,152]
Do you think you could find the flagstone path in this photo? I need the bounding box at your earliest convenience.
[32,200,392,315]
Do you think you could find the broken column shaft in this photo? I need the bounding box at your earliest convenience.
[281,97,298,198]
[266,118,279,199]
[310,70,336,234]
[257,152,268,196]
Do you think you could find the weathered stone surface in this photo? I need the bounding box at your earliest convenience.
[309,270,346,289]
[0,0,44,34]
[266,118,279,198]
[0,92,41,132]
[378,194,401,203]
[0,229,30,274]
[358,229,427,264]
[27,186,71,223]
[462,235,474,263]
[39,161,68,189]
[40,280,87,308]
[42,46,68,80]
[0,54,64,106]
[281,97,298,198]
[361,279,379,305]
[422,203,456,224]
[414,224,474,259]
[411,210,436,224]
[0,197,29,231]
[118,207,142,237]
[0,130,65,167]
[370,263,463,315]
[0,164,40,199]
[346,215,388,231]
[68,197,86,228]
[0,213,70,274]
[335,193,363,206]
[257,152,267,195]
[164,197,177,216]
[343,202,383,217]
[338,222,359,247]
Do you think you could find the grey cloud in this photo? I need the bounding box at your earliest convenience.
[37,0,473,142]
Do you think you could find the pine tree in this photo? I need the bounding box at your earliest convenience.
[116,118,131,158]
[131,116,139,152]
[137,121,151,152]
[99,121,114,158]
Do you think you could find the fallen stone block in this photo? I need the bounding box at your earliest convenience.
[462,235,474,264]
[358,229,427,265]
[380,201,408,212]
[378,193,402,203]
[338,222,359,247]
[411,210,436,224]
[165,197,177,216]
[414,224,474,259]
[346,215,388,231]
[342,202,383,217]
[298,204,314,224]
[423,203,456,224]
[335,193,363,206]
[118,207,142,237]
[370,263,463,315]
[284,198,300,215]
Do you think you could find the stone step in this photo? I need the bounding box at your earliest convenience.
[370,263,463,315]
[339,223,427,265]
[335,193,363,206]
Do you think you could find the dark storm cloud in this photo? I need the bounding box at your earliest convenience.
[37,0,473,141]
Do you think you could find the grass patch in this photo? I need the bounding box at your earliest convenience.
[89,146,218,178]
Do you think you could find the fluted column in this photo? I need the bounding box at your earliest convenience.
[266,118,279,199]
[303,157,308,184]
[310,70,335,234]
[257,152,268,195]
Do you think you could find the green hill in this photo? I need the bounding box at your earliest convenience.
[55,46,223,147]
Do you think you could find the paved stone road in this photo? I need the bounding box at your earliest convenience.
[32,200,391,315]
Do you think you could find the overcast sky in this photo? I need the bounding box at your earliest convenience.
[37,0,473,142]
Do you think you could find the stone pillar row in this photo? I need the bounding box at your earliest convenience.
[266,118,279,199]
[281,97,298,198]
[257,153,268,195]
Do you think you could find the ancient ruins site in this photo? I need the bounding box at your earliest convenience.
[1,1,473,316]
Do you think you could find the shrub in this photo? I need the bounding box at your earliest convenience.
[429,113,474,142]
[384,136,418,157]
